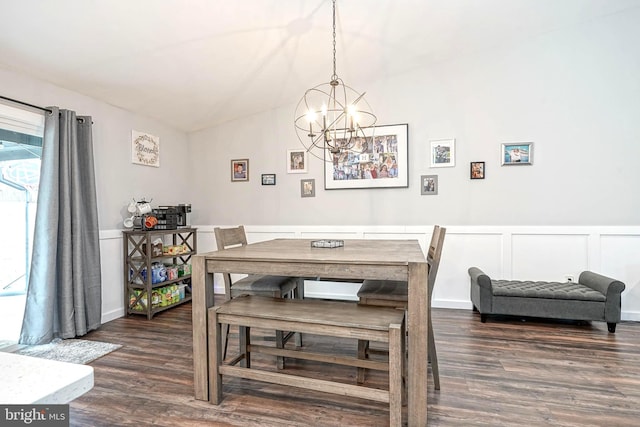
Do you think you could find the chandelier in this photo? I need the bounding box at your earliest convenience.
[294,0,377,161]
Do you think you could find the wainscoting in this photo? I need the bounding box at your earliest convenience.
[99,225,640,323]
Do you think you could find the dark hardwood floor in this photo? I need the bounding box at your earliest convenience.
[71,297,640,426]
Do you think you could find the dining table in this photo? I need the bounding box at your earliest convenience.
[191,238,429,426]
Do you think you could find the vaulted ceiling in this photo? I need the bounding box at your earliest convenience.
[1,0,638,132]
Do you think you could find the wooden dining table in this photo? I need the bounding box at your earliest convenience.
[191,238,429,426]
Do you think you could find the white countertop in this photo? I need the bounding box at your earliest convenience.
[0,352,94,404]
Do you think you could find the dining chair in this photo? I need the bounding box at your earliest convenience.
[214,225,302,368]
[356,225,446,390]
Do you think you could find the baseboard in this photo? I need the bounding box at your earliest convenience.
[432,299,473,310]
[102,308,125,324]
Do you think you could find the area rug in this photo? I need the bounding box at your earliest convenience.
[15,338,122,364]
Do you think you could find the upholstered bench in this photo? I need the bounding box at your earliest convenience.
[208,295,406,426]
[468,267,626,333]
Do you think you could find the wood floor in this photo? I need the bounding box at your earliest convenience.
[71,298,640,426]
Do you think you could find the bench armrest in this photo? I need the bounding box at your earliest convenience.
[578,271,626,296]
[579,271,626,323]
[468,267,492,290]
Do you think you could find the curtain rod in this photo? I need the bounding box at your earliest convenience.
[0,95,53,113]
[0,94,93,123]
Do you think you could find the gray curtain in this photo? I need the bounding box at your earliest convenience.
[19,107,102,345]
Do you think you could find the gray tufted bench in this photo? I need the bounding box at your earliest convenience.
[468,267,626,333]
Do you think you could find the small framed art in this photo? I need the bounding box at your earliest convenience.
[470,161,485,179]
[301,179,315,197]
[261,174,276,185]
[501,142,533,165]
[430,139,455,168]
[231,159,249,181]
[421,175,438,195]
[287,149,308,173]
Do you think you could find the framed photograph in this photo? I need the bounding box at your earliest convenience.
[301,179,315,197]
[430,139,455,168]
[421,175,438,195]
[470,161,485,179]
[261,173,276,185]
[231,159,249,181]
[287,149,308,173]
[502,142,533,165]
[324,123,409,190]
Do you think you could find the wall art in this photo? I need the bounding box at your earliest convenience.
[301,178,316,197]
[430,139,455,168]
[470,161,485,179]
[421,174,438,195]
[324,123,408,190]
[231,159,249,181]
[132,130,160,167]
[502,142,533,165]
[287,149,308,173]
[261,173,276,185]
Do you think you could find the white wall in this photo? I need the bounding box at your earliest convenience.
[0,66,192,230]
[188,7,640,226]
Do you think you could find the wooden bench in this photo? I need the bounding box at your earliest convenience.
[208,295,406,427]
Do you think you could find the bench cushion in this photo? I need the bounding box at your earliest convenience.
[491,280,606,302]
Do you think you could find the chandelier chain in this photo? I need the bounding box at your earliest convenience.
[331,0,338,82]
[294,0,377,162]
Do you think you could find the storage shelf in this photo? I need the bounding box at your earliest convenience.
[123,228,197,319]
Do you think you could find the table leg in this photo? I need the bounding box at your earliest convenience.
[192,255,214,400]
[407,261,428,426]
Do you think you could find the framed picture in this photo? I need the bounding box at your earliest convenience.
[430,139,455,168]
[470,161,485,179]
[287,149,308,173]
[421,175,438,195]
[324,123,409,190]
[131,130,160,167]
[261,173,276,185]
[502,142,533,165]
[231,159,249,181]
[301,179,315,197]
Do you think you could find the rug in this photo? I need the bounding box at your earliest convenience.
[15,338,122,364]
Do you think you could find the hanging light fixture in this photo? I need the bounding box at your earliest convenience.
[294,0,377,161]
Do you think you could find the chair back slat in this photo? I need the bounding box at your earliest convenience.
[427,226,446,301]
[214,225,249,300]
[214,225,248,250]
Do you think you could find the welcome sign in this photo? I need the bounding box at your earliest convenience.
[132,130,160,167]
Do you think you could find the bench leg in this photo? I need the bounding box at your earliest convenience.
[294,279,304,348]
[239,326,251,368]
[276,330,285,369]
[221,323,230,360]
[428,315,440,390]
[208,308,223,404]
[389,322,403,427]
[356,339,369,384]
